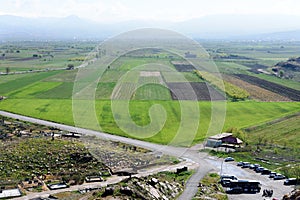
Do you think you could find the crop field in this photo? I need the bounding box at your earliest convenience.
[0,41,300,146]
[254,73,300,90]
[234,74,300,101]
[167,82,225,101]
[0,41,95,72]
[134,84,172,100]
[0,98,299,145]
[172,63,196,72]
[195,71,250,100]
[222,74,291,101]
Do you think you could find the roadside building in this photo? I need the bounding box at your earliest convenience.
[205,133,243,148]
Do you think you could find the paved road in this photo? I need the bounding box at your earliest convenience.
[0,110,212,200]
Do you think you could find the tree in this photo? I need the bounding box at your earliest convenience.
[67,64,74,70]
[5,67,10,74]
[279,70,284,78]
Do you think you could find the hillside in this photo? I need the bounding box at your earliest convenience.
[272,57,300,81]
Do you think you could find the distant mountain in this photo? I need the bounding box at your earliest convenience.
[1,14,300,40]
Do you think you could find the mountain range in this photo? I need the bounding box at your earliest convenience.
[1,14,300,41]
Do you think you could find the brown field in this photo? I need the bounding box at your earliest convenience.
[167,82,225,101]
[235,74,300,101]
[222,74,291,102]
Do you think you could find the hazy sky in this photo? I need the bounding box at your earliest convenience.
[1,0,300,22]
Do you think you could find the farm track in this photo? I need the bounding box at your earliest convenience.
[234,74,300,101]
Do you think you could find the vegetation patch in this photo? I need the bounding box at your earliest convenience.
[134,83,172,100]
[193,173,228,200]
[222,74,291,102]
[195,71,250,100]
[234,74,300,101]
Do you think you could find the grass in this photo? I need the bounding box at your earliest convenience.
[196,71,250,100]
[95,82,116,99]
[0,99,299,146]
[215,61,249,74]
[245,113,300,147]
[193,173,228,200]
[0,71,61,95]
[35,82,74,99]
[7,82,61,98]
[133,84,172,100]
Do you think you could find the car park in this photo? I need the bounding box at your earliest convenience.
[284,178,298,185]
[224,157,234,162]
[274,174,285,180]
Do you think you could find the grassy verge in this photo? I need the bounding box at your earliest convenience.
[193,173,228,200]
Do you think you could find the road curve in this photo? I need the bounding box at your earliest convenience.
[0,110,214,200]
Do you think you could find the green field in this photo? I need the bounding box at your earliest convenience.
[1,41,299,147]
[134,84,172,100]
[245,113,300,147]
[0,98,299,145]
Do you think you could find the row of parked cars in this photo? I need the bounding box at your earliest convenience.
[236,161,298,185]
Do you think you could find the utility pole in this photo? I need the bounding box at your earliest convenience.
[220,159,224,176]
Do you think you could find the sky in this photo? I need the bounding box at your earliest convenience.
[0,0,300,22]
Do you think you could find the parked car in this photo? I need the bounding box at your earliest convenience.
[249,164,255,169]
[284,178,298,185]
[261,169,271,175]
[255,167,264,173]
[253,164,260,169]
[224,157,234,162]
[220,175,238,187]
[237,161,243,166]
[274,174,286,180]
[269,172,277,178]
[221,175,238,180]
[242,162,251,168]
[220,179,233,187]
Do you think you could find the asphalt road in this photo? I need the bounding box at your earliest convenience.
[0,110,212,200]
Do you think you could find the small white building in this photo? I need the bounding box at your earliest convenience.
[0,188,22,199]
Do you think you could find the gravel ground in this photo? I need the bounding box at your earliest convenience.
[205,156,295,200]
